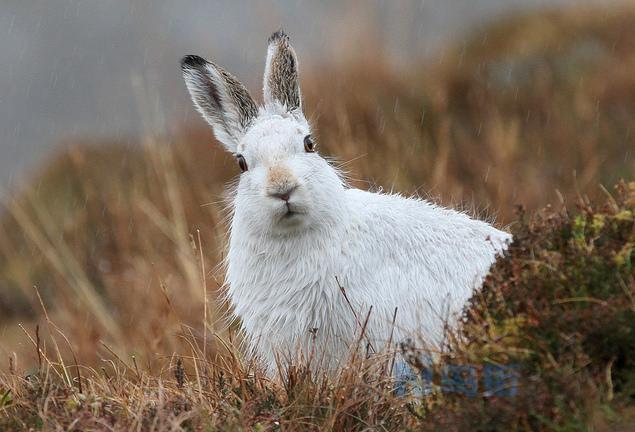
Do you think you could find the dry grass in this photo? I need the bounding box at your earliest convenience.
[0,5,634,431]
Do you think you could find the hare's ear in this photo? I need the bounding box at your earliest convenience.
[181,55,258,153]
[263,31,302,112]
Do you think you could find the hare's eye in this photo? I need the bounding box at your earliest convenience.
[236,154,248,172]
[304,135,316,153]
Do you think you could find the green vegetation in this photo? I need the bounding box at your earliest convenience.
[412,181,635,430]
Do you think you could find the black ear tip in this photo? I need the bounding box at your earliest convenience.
[268,29,288,45]
[181,55,207,71]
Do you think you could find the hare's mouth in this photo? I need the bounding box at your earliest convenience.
[282,208,300,218]
[281,203,305,219]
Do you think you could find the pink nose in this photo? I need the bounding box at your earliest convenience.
[271,191,291,201]
[269,186,296,202]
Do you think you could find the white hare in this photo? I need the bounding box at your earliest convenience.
[181,31,511,374]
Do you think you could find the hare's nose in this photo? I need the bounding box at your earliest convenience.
[270,186,296,202]
[266,165,298,201]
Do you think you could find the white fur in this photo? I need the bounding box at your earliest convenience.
[182,34,512,375]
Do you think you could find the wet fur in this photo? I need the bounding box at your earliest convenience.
[181,31,512,375]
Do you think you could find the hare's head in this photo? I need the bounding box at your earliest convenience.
[182,31,345,235]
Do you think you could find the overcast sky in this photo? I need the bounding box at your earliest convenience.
[0,0,617,196]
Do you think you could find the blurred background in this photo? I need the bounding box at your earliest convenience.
[0,0,618,195]
[1,0,633,367]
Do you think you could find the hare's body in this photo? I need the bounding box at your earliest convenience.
[228,186,510,370]
[181,31,511,374]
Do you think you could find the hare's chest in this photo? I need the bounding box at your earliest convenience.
[227,252,344,329]
[225,238,355,362]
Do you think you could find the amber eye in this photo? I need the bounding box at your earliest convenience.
[236,154,248,172]
[304,135,316,153]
